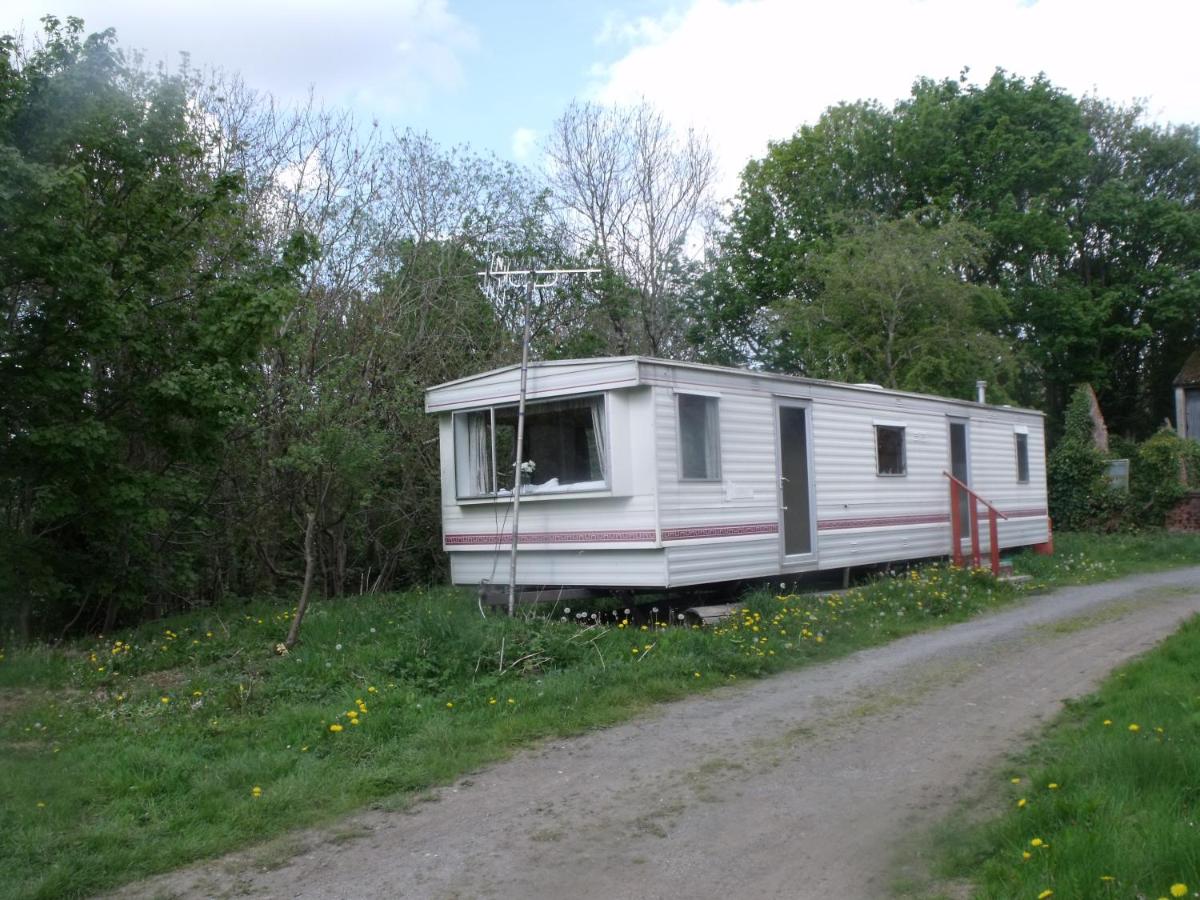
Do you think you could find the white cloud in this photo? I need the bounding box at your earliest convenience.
[590,0,1200,197]
[2,0,477,116]
[511,126,538,162]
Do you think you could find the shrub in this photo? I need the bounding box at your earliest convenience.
[1048,386,1121,530]
[1131,429,1200,525]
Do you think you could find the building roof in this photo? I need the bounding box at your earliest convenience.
[1174,350,1200,387]
[426,356,1045,417]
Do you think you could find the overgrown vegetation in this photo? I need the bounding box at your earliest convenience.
[3,17,1198,640]
[935,614,1200,898]
[1048,385,1200,531]
[4,532,1200,900]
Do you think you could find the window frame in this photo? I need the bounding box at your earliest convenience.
[676,392,722,482]
[452,393,610,501]
[874,423,907,477]
[1014,429,1030,484]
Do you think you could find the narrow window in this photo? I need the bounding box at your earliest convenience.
[1015,432,1030,483]
[875,424,906,476]
[678,394,720,480]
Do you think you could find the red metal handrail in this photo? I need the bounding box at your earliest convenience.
[943,471,1008,575]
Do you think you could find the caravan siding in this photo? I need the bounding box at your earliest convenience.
[809,392,955,570]
[650,374,784,587]
[450,548,666,587]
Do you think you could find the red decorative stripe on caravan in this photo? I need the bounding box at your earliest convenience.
[818,507,1048,531]
[818,513,950,531]
[444,529,656,546]
[661,522,779,541]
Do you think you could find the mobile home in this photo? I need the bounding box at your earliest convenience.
[424,357,1049,590]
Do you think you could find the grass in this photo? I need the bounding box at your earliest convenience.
[933,614,1200,900]
[1,531,1198,899]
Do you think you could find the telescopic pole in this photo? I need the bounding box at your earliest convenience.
[506,271,535,616]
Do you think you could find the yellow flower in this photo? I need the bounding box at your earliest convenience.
[251,786,262,797]
[1103,719,1112,726]
[694,672,701,678]
[446,702,454,708]
[1129,723,1140,732]
[1047,783,1059,790]
[1100,876,1114,882]
[160,696,170,704]
[1011,777,1021,784]
[1017,798,1027,808]
[631,648,639,654]
[506,698,515,704]
[1022,851,1032,860]
[367,686,377,693]
[36,801,45,808]
[1038,891,1053,899]
[350,718,360,725]
[1170,885,1188,898]
[1030,838,1044,847]
[329,723,343,733]
[488,698,497,705]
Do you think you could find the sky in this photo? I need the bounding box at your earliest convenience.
[4,0,1199,198]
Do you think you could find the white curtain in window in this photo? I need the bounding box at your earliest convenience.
[469,411,491,494]
[589,398,608,482]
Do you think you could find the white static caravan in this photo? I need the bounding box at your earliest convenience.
[424,357,1050,591]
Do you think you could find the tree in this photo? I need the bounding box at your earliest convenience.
[545,100,715,356]
[0,18,311,636]
[781,215,1012,398]
[698,70,1200,437]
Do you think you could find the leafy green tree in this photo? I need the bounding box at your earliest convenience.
[698,70,1200,437]
[0,18,310,636]
[780,215,1012,398]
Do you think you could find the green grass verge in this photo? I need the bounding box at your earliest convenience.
[1,531,1198,899]
[934,614,1200,900]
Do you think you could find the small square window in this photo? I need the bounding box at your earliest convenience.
[678,394,720,480]
[875,425,906,476]
[1015,432,1030,483]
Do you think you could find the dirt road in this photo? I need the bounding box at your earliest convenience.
[117,567,1200,900]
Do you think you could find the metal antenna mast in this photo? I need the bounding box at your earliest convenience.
[477,257,600,616]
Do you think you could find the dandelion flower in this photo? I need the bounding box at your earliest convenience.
[1047,783,1059,790]
[1102,719,1112,726]
[1038,891,1053,899]
[507,698,515,704]
[1030,838,1044,847]
[1128,723,1140,732]
[1170,885,1188,898]
[694,672,701,678]
[1017,798,1027,808]
[1011,777,1021,784]
[160,696,170,704]
[36,801,45,808]
[1022,851,1031,860]
[329,723,343,733]
[367,686,377,693]
[251,786,262,798]
[446,702,454,708]
[1100,876,1114,882]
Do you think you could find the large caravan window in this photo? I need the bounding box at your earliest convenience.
[678,394,721,480]
[1015,431,1030,483]
[875,424,906,476]
[454,396,608,499]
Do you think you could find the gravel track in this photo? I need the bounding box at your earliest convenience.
[114,567,1200,900]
